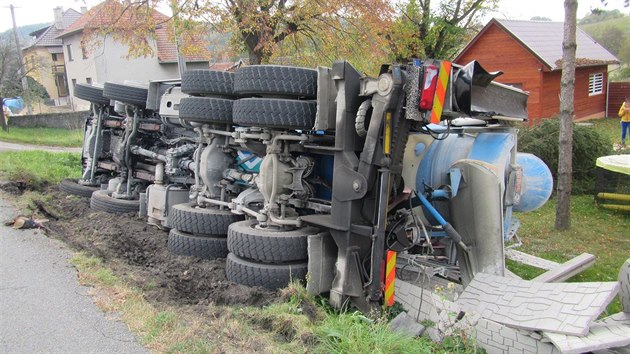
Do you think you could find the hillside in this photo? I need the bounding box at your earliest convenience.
[579,16,630,61]
[0,23,51,47]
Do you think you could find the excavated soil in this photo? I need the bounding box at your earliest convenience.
[13,184,276,308]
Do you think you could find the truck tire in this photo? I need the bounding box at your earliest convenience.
[179,97,233,123]
[90,190,140,214]
[225,253,307,289]
[169,203,243,236]
[103,82,148,107]
[234,65,317,98]
[181,70,234,96]
[227,220,318,263]
[232,98,316,129]
[167,228,228,259]
[59,179,99,197]
[74,84,110,105]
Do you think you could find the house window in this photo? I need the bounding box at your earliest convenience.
[67,44,73,61]
[51,53,57,61]
[589,73,603,96]
[86,77,92,84]
[71,79,76,88]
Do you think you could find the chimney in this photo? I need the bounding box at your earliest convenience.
[53,7,63,30]
[80,6,87,14]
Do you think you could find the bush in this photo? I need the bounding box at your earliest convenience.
[518,118,612,195]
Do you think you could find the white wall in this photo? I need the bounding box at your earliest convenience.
[63,32,98,110]
[63,32,205,110]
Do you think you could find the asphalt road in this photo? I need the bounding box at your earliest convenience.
[0,197,148,354]
[0,141,82,153]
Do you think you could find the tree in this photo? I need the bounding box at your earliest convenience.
[0,38,45,131]
[0,39,20,132]
[386,0,498,62]
[86,0,393,68]
[578,8,624,24]
[530,16,552,21]
[555,0,578,231]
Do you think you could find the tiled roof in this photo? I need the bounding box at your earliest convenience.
[458,18,619,70]
[209,60,244,72]
[23,8,81,49]
[155,25,210,63]
[59,0,209,63]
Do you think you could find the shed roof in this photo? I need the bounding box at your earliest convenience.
[456,18,619,70]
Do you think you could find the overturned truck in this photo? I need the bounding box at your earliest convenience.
[69,59,630,353]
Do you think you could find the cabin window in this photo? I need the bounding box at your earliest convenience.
[51,53,58,61]
[588,73,603,96]
[86,77,92,84]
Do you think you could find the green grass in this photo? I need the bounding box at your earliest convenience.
[0,127,84,147]
[69,255,441,353]
[511,117,628,314]
[586,117,626,144]
[580,17,630,38]
[512,195,630,314]
[0,151,82,188]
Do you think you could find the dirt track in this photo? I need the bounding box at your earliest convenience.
[4,184,276,309]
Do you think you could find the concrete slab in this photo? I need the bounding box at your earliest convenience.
[543,324,630,354]
[532,253,595,283]
[389,312,426,337]
[505,249,560,270]
[456,272,619,336]
[598,312,630,326]
[619,259,630,313]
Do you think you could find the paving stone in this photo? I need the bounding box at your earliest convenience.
[389,312,426,337]
[598,312,630,326]
[543,324,630,354]
[620,259,630,313]
[456,272,620,336]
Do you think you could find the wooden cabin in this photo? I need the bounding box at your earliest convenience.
[455,18,619,123]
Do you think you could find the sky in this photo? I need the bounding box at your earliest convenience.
[0,0,628,33]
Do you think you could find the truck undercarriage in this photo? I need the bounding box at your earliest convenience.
[67,59,629,353]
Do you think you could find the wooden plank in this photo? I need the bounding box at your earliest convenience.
[533,253,596,283]
[505,249,560,270]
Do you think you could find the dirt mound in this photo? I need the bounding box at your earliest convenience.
[40,187,276,307]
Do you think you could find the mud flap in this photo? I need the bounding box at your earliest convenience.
[449,159,505,286]
[306,232,338,295]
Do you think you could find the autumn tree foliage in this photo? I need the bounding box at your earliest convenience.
[79,0,497,72]
[173,0,394,70]
[386,0,498,61]
[87,0,393,73]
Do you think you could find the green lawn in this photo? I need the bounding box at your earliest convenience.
[585,117,624,145]
[0,127,84,147]
[511,117,629,314]
[0,151,82,188]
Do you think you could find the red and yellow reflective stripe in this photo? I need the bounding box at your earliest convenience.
[385,250,397,306]
[429,61,452,124]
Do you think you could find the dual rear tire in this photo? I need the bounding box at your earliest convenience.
[225,220,318,289]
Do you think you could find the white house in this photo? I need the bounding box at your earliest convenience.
[58,0,211,109]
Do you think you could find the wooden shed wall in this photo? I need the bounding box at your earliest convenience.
[541,66,608,120]
[454,23,546,120]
